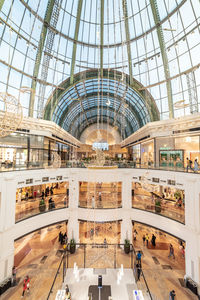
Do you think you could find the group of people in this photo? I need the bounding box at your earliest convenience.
[186,157,199,172]
[41,185,54,199]
[59,231,68,246]
[142,233,156,247]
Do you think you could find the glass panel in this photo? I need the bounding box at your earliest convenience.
[132,182,185,224]
[16,182,69,222]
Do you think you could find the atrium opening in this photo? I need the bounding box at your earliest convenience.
[0,0,200,299]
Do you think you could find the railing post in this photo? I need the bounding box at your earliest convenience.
[63,252,66,282]
[131,244,133,269]
[67,250,69,268]
[84,244,86,268]
[114,244,116,269]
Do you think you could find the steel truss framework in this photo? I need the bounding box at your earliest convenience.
[44,69,159,139]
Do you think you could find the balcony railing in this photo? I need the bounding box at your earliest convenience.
[1,160,199,174]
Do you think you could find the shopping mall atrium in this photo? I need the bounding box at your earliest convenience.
[0,0,200,299]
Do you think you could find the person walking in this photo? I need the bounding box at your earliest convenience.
[145,234,149,247]
[194,159,198,172]
[186,158,193,172]
[133,229,138,241]
[12,266,17,286]
[136,263,141,281]
[151,234,156,247]
[142,234,146,246]
[168,244,175,259]
[21,275,30,297]
[169,290,176,300]
[136,250,143,266]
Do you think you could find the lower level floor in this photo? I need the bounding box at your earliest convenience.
[0,221,197,300]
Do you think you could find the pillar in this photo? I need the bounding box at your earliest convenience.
[0,176,16,282]
[68,174,79,243]
[184,177,200,284]
[120,177,132,244]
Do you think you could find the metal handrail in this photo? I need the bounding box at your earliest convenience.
[46,254,64,300]
[46,243,153,300]
[140,269,153,300]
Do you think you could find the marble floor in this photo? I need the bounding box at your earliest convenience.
[63,268,139,300]
[132,223,197,300]
[1,221,198,300]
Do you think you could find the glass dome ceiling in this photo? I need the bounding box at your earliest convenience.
[0,0,200,138]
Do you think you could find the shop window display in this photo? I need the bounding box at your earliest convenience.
[15,181,69,222]
[79,220,121,244]
[79,181,122,209]
[140,140,154,167]
[175,136,200,168]
[132,182,185,223]
[159,150,184,168]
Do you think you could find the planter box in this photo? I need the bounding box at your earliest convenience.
[124,244,130,254]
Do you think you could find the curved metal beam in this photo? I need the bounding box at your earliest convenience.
[100,0,104,77]
[70,0,83,85]
[0,0,5,11]
[29,0,55,117]
[20,0,186,49]
[44,69,160,122]
[150,0,174,118]
[57,91,144,129]
[122,0,133,85]
[65,105,135,134]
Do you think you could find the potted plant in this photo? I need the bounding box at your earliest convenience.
[69,238,76,254]
[39,199,46,212]
[174,190,182,200]
[124,239,130,254]
[155,200,161,213]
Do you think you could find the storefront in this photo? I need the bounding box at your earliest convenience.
[159,149,184,168]
[0,132,70,169]
[140,139,154,166]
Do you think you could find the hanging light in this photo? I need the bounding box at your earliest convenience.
[106,99,111,106]
[163,28,176,32]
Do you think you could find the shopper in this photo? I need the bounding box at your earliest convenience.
[50,186,54,195]
[33,190,37,199]
[169,290,176,300]
[133,229,138,241]
[12,266,17,286]
[145,234,149,247]
[142,234,146,246]
[59,231,63,244]
[151,234,156,247]
[168,244,175,259]
[21,275,30,297]
[136,263,141,281]
[194,159,198,172]
[136,250,143,266]
[65,285,71,299]
[186,157,193,172]
[48,197,53,210]
[99,191,102,202]
[41,190,45,198]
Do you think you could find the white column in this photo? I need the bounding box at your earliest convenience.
[120,178,132,244]
[68,174,79,242]
[0,176,16,282]
[184,177,200,284]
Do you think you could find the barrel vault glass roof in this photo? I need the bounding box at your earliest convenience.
[0,0,200,137]
[51,77,150,139]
